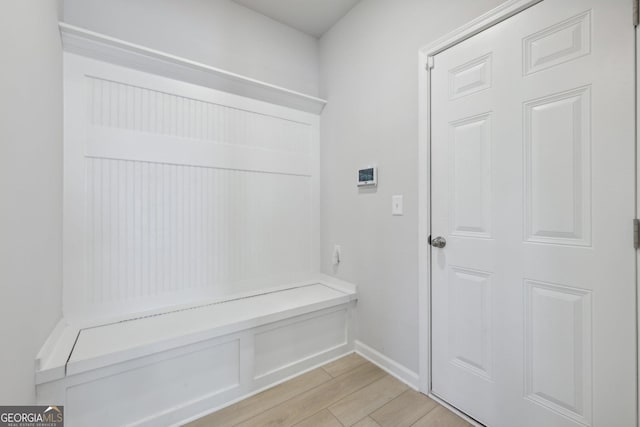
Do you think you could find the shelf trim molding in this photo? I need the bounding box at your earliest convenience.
[58,22,327,114]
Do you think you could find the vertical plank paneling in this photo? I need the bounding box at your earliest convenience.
[86,160,313,303]
[80,76,315,308]
[88,77,310,152]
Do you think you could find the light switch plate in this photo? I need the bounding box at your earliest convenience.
[392,195,403,216]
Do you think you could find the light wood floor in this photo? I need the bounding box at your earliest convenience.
[187,354,472,427]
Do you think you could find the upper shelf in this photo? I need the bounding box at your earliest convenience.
[58,23,327,114]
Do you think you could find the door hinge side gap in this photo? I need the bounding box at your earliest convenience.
[634,0,639,26]
[634,219,640,248]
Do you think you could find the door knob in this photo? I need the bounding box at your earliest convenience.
[431,236,446,248]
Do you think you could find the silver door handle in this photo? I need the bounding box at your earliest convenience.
[431,236,446,248]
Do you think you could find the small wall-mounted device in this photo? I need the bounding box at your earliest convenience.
[357,166,377,187]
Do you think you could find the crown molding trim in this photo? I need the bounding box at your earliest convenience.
[59,22,327,114]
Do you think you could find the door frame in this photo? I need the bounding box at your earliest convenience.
[416,0,639,422]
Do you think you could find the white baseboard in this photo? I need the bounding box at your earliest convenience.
[354,340,420,390]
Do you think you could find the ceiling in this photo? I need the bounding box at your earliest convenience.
[231,0,361,37]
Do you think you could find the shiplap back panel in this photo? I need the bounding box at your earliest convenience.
[88,78,312,154]
[64,54,320,322]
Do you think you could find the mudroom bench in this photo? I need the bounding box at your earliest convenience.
[35,276,357,427]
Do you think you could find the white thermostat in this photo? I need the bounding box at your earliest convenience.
[357,166,377,187]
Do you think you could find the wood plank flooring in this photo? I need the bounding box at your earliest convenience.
[187,354,472,427]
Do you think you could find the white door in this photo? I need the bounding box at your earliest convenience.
[430,1,636,426]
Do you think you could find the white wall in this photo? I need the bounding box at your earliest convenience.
[319,0,507,374]
[63,0,320,97]
[0,0,63,404]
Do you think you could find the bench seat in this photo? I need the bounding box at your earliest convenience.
[36,276,357,427]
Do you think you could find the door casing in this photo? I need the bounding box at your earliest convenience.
[416,0,639,424]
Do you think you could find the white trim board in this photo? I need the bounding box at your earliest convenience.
[416,0,544,397]
[636,18,640,427]
[58,23,327,114]
[354,341,419,391]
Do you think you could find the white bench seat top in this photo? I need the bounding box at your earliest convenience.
[65,283,355,376]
